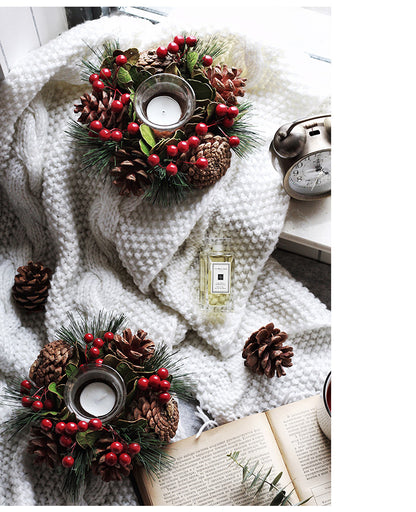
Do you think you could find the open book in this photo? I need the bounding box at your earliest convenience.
[134,395,331,506]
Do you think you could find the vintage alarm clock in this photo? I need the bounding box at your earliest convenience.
[271,114,331,201]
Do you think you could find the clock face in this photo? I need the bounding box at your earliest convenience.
[287,150,331,198]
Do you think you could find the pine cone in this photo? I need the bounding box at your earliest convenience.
[178,132,231,188]
[136,49,175,73]
[29,339,74,387]
[242,323,293,378]
[127,392,179,442]
[109,328,155,369]
[92,435,133,482]
[111,147,152,197]
[74,90,129,131]
[204,65,247,106]
[28,426,60,468]
[12,261,52,312]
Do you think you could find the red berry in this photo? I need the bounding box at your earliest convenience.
[84,333,94,343]
[40,418,53,431]
[92,79,105,91]
[99,68,112,79]
[55,422,66,434]
[93,337,104,348]
[228,136,240,147]
[44,399,54,410]
[195,123,208,136]
[215,103,228,117]
[222,117,234,128]
[186,36,197,47]
[89,346,100,359]
[104,332,114,341]
[65,422,78,435]
[157,368,169,379]
[105,452,118,466]
[168,41,179,54]
[177,141,189,153]
[111,130,123,142]
[127,122,140,135]
[148,154,160,167]
[159,392,171,404]
[137,377,149,390]
[196,157,208,169]
[96,358,104,366]
[78,420,88,432]
[202,55,213,66]
[119,453,132,466]
[32,395,41,401]
[110,441,123,454]
[59,434,73,448]
[174,35,185,47]
[111,100,124,113]
[159,379,171,392]
[32,400,43,412]
[99,129,111,141]
[62,455,75,468]
[89,418,102,431]
[120,93,130,105]
[156,46,168,58]
[166,163,178,176]
[20,380,32,392]
[148,374,161,389]
[22,396,32,407]
[227,106,239,118]
[128,442,141,455]
[90,120,102,132]
[89,73,99,84]
[188,136,200,148]
[167,145,178,157]
[115,54,127,66]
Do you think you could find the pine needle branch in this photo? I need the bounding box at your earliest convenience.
[62,444,94,504]
[80,39,120,82]
[195,35,230,65]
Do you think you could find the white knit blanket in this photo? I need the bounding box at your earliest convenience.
[0,14,331,506]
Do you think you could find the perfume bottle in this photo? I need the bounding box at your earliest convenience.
[199,238,234,311]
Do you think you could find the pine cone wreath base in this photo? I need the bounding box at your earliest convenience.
[29,339,74,387]
[242,323,294,378]
[12,261,52,312]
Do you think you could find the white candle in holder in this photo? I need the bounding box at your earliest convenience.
[146,95,182,126]
[79,381,116,417]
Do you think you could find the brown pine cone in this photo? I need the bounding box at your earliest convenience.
[204,65,247,106]
[12,261,52,312]
[126,392,179,443]
[92,435,133,482]
[74,90,129,131]
[136,49,175,73]
[242,323,293,378]
[29,339,74,387]
[109,328,155,369]
[177,132,231,188]
[28,426,60,468]
[111,147,153,197]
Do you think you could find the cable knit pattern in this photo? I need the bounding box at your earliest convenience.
[0,15,330,505]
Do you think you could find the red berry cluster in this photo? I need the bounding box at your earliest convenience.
[104,440,141,467]
[20,380,54,411]
[137,367,171,404]
[84,331,114,363]
[156,34,197,61]
[147,135,202,176]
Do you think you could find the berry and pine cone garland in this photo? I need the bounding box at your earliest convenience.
[74,90,129,131]
[12,261,52,312]
[29,339,74,387]
[92,435,133,482]
[242,323,294,378]
[110,328,155,369]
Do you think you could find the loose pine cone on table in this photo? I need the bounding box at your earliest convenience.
[136,48,175,73]
[204,65,247,106]
[28,426,60,468]
[109,328,155,369]
[178,132,232,188]
[74,90,129,131]
[29,339,74,387]
[111,147,153,197]
[12,261,52,312]
[242,323,294,378]
[92,435,133,482]
[126,392,179,443]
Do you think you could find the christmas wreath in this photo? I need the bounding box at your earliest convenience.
[1,311,193,502]
[69,35,261,205]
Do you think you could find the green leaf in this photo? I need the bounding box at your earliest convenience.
[48,382,64,399]
[187,79,215,101]
[186,51,199,74]
[123,48,140,65]
[140,124,156,148]
[139,139,151,156]
[102,353,121,369]
[206,101,218,122]
[76,429,101,449]
[126,378,138,406]
[130,68,152,88]
[270,472,283,488]
[164,63,179,75]
[116,361,137,383]
[117,67,133,87]
[65,363,79,379]
[190,70,211,84]
[270,490,286,506]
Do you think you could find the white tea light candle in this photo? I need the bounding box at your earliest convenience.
[146,95,182,126]
[79,381,116,417]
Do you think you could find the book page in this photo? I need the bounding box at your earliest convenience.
[266,395,331,506]
[135,412,299,506]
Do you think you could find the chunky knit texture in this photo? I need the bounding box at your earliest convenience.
[0,15,330,505]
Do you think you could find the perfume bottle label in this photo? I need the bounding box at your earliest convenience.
[210,262,231,294]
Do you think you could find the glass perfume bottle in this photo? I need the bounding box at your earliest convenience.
[199,238,234,311]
